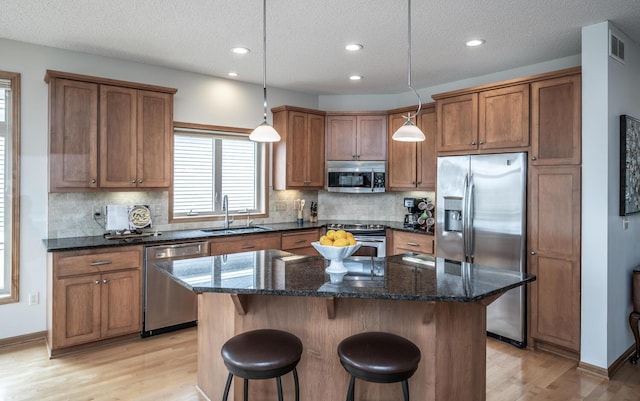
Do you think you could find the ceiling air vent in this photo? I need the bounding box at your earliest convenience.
[609,30,625,63]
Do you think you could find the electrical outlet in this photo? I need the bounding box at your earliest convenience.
[275,202,287,211]
[623,217,630,230]
[28,292,39,305]
[92,206,103,217]
[152,204,162,216]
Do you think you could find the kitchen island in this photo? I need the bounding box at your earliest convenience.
[155,250,534,401]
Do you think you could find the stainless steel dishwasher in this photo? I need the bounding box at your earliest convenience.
[143,241,209,337]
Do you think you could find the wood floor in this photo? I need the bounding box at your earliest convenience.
[1,328,639,401]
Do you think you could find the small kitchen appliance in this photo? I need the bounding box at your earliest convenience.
[403,197,435,233]
[325,223,386,257]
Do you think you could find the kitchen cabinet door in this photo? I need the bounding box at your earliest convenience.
[326,115,357,160]
[390,230,434,256]
[388,112,418,190]
[436,93,478,152]
[479,84,530,149]
[531,74,581,165]
[101,269,142,338]
[53,274,102,348]
[416,108,437,190]
[529,165,581,352]
[272,106,326,189]
[49,78,99,191]
[281,229,321,255]
[137,90,172,188]
[387,105,436,191]
[356,114,387,161]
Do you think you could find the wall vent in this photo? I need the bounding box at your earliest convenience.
[609,30,625,63]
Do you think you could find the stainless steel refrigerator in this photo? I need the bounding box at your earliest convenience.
[436,152,527,347]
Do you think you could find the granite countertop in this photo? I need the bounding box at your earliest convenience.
[43,220,433,251]
[153,249,534,303]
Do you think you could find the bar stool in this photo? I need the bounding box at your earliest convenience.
[221,329,303,401]
[337,331,421,401]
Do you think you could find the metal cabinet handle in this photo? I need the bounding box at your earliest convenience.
[352,155,357,160]
[102,279,108,284]
[90,261,112,266]
[406,242,419,247]
[416,181,422,185]
[479,141,485,145]
[240,245,256,249]
[531,156,537,161]
[90,179,97,184]
[137,179,143,184]
[131,179,137,183]
[530,251,536,255]
[471,141,476,145]
[294,239,307,244]
[95,280,100,284]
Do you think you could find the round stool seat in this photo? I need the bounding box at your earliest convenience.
[221,329,303,380]
[338,331,421,384]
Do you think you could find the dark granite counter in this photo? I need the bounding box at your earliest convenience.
[154,249,534,303]
[43,220,433,252]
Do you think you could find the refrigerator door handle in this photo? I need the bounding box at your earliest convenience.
[467,175,475,263]
[463,174,470,261]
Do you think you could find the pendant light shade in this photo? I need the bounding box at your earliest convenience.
[392,0,425,142]
[250,0,280,142]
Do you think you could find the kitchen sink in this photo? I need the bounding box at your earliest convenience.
[201,226,273,235]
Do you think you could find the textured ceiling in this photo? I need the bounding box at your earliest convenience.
[1,0,639,95]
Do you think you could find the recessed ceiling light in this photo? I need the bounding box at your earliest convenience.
[345,43,363,51]
[466,39,485,47]
[228,72,238,77]
[349,75,363,81]
[231,47,250,54]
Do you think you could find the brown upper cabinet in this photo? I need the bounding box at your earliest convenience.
[387,105,437,190]
[326,114,387,161]
[46,70,176,192]
[272,106,326,190]
[530,74,581,165]
[434,84,529,153]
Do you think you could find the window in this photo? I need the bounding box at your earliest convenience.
[171,122,268,220]
[0,71,20,304]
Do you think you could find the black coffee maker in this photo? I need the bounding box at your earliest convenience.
[403,197,420,227]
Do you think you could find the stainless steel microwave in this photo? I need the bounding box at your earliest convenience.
[326,161,385,193]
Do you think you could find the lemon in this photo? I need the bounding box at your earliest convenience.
[346,231,354,238]
[319,236,333,246]
[347,237,356,246]
[333,238,349,247]
[325,229,336,240]
[334,229,348,240]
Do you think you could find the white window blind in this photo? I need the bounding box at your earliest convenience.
[173,128,265,218]
[0,82,10,294]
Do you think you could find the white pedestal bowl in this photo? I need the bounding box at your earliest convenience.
[311,242,361,283]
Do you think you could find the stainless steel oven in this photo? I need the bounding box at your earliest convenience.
[326,223,386,257]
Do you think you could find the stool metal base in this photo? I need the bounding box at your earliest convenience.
[345,375,409,401]
[222,368,300,401]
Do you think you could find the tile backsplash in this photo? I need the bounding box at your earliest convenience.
[47,189,434,238]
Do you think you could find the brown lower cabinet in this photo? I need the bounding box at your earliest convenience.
[281,229,321,256]
[528,165,581,354]
[47,246,142,357]
[209,232,281,256]
[388,229,435,256]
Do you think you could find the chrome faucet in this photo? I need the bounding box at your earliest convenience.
[222,195,234,229]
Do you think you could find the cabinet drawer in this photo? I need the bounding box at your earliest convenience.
[210,233,281,256]
[281,230,319,250]
[54,246,142,277]
[392,231,434,255]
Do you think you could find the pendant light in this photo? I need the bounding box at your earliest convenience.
[249,0,281,142]
[392,0,425,142]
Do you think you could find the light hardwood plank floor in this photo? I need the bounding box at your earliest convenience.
[1,328,639,400]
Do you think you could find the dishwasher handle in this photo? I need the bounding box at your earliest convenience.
[146,242,209,261]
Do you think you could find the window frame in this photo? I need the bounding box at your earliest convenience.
[0,71,20,305]
[170,121,270,223]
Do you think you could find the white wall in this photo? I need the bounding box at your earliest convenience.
[581,21,640,369]
[0,38,318,340]
[319,55,581,111]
